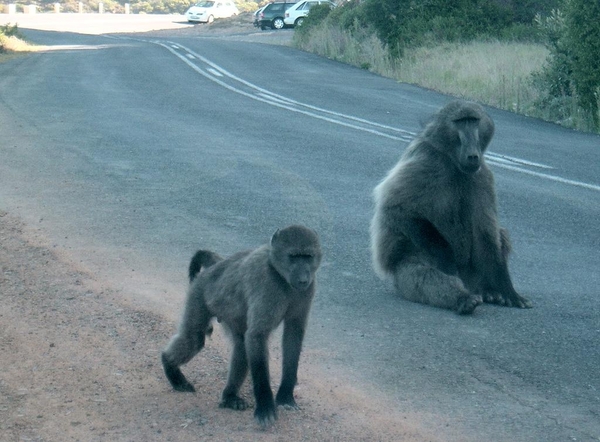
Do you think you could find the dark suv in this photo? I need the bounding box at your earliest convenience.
[257,1,297,30]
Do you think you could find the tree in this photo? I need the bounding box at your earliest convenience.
[564,0,600,128]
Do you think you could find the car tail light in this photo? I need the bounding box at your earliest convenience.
[285,12,289,17]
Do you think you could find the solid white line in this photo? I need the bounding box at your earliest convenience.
[486,160,600,192]
[154,40,599,193]
[487,153,554,169]
[168,41,417,139]
[207,68,223,77]
[156,42,410,142]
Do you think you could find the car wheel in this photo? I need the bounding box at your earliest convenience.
[295,17,304,27]
[272,17,285,30]
[207,15,214,24]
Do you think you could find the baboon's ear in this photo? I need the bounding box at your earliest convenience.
[270,229,280,246]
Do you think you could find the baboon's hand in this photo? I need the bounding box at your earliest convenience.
[276,392,300,410]
[254,402,277,428]
[503,291,533,309]
[456,294,482,315]
[219,394,249,411]
[484,291,532,308]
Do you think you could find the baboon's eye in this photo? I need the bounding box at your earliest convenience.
[290,254,312,260]
[453,116,479,124]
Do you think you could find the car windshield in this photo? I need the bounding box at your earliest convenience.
[195,1,214,7]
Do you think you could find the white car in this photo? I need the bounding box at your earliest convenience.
[185,0,239,24]
[283,0,335,27]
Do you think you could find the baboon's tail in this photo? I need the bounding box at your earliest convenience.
[188,250,223,283]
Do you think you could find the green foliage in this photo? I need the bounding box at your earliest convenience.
[294,0,599,133]
[531,9,573,100]
[365,0,517,56]
[532,2,600,130]
[294,3,334,42]
[0,23,19,53]
[564,0,600,128]
[0,23,22,38]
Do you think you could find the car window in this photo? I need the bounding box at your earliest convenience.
[196,1,214,6]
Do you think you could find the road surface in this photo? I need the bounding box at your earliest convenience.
[1,14,599,442]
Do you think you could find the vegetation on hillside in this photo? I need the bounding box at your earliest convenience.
[294,0,600,132]
[0,23,36,57]
[17,0,262,14]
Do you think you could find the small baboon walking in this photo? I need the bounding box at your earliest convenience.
[370,100,532,314]
[161,225,322,427]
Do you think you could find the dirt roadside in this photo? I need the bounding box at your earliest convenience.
[0,213,434,441]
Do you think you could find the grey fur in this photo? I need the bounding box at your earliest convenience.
[370,100,532,314]
[161,225,322,427]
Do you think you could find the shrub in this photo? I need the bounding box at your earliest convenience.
[294,3,335,43]
[564,0,600,128]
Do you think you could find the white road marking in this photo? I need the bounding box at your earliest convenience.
[206,68,223,77]
[485,160,600,192]
[486,153,554,169]
[152,39,600,194]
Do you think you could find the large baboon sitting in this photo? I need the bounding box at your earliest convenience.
[161,225,322,427]
[370,100,531,314]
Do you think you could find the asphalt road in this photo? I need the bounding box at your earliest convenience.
[1,18,599,442]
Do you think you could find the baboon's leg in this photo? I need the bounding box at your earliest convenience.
[276,316,306,409]
[394,259,482,314]
[475,230,532,308]
[161,296,212,392]
[219,333,249,410]
[246,330,276,427]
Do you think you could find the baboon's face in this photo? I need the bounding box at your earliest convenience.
[270,226,322,292]
[285,252,321,291]
[453,117,483,174]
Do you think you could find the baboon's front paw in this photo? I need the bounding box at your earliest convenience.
[161,353,196,392]
[504,293,533,309]
[483,292,504,305]
[254,404,277,428]
[456,294,482,315]
[219,394,249,411]
[173,381,196,392]
[276,393,299,410]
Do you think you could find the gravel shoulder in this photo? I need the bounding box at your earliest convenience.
[0,211,431,441]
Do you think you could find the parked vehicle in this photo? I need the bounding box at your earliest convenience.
[253,5,267,27]
[185,0,239,24]
[257,1,297,30]
[283,0,335,27]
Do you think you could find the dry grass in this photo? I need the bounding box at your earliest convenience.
[396,41,549,114]
[294,28,550,120]
[0,30,40,61]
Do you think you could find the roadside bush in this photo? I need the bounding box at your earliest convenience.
[564,0,600,128]
[294,3,335,43]
[532,3,600,131]
[0,23,21,38]
[0,23,20,53]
